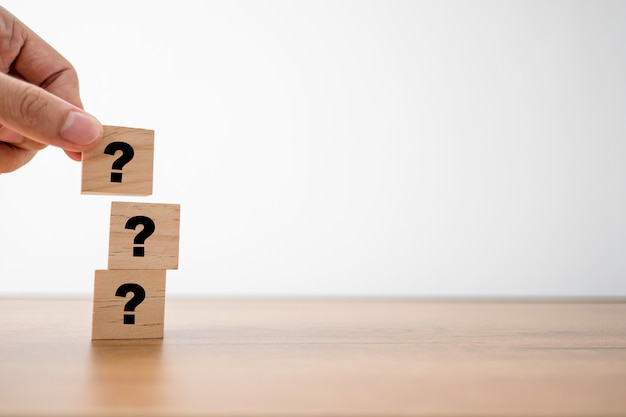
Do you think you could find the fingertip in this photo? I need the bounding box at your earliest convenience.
[60,111,103,147]
[64,149,82,161]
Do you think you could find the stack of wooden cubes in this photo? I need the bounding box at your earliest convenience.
[81,126,180,340]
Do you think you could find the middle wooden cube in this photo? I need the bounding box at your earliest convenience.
[108,201,181,270]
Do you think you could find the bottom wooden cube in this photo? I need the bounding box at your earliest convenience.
[92,269,166,340]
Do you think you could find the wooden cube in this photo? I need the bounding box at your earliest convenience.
[81,126,154,196]
[92,269,166,340]
[108,201,180,270]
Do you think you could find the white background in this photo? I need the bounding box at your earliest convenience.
[1,1,625,297]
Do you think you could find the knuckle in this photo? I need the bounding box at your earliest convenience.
[0,143,36,173]
[18,85,48,127]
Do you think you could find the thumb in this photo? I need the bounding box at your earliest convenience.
[0,72,103,152]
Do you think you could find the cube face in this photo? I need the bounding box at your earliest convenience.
[81,126,154,196]
[92,269,166,340]
[108,202,180,270]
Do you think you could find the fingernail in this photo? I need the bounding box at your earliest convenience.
[60,111,103,145]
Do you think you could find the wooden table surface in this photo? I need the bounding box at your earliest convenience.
[0,298,625,416]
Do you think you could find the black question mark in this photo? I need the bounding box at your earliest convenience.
[125,216,156,257]
[104,141,135,183]
[115,283,146,325]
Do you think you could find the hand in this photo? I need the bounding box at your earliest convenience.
[0,7,103,173]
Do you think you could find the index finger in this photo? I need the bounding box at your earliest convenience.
[1,7,82,108]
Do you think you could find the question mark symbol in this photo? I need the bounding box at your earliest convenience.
[115,283,146,325]
[125,216,156,257]
[104,141,135,183]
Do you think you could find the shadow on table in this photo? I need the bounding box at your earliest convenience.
[89,339,167,410]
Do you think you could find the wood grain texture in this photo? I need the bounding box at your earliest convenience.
[108,201,180,270]
[81,125,154,196]
[0,298,625,416]
[92,270,166,340]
